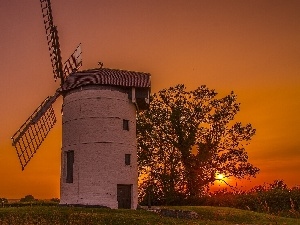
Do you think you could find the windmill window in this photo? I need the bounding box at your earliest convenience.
[123,119,129,131]
[66,150,74,183]
[125,154,131,165]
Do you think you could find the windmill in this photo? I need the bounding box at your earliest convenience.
[11,0,151,209]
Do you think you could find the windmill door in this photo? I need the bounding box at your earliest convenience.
[117,184,132,209]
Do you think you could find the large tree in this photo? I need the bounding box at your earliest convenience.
[137,84,259,204]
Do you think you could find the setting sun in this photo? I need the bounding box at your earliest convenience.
[213,173,230,189]
[215,173,226,180]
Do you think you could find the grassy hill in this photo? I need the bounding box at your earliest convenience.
[0,205,299,225]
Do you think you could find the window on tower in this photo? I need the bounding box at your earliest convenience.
[66,150,74,183]
[123,119,129,131]
[125,154,131,165]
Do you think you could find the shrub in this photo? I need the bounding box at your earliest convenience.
[19,195,36,202]
[200,180,300,218]
[50,198,60,203]
[0,198,8,204]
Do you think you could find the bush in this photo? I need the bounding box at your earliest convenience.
[7,200,59,207]
[50,198,60,203]
[19,195,36,202]
[0,198,8,204]
[200,180,300,218]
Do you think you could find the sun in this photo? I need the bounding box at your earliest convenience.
[215,173,226,180]
[214,173,229,187]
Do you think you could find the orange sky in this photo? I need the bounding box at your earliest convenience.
[0,0,299,199]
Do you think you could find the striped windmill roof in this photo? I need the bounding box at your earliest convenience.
[61,68,151,91]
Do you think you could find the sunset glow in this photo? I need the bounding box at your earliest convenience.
[214,173,229,187]
[215,174,226,181]
[0,0,299,199]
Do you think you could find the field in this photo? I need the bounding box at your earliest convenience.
[0,205,299,225]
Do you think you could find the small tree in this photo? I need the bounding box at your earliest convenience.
[137,84,259,203]
[20,194,36,202]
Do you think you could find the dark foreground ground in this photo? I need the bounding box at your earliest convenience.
[0,205,299,225]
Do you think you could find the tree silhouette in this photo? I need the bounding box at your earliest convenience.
[137,84,259,204]
[20,194,36,202]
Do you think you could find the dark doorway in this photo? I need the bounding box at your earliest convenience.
[117,184,132,209]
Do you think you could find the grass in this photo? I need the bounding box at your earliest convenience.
[0,205,299,225]
[166,206,300,224]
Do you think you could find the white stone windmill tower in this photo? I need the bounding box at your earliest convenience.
[11,0,150,209]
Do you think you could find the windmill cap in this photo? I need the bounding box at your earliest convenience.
[61,68,151,92]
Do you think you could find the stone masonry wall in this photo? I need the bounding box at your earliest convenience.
[60,86,138,209]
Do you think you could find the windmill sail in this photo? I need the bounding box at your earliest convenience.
[11,92,60,170]
[40,0,64,83]
[63,43,83,79]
